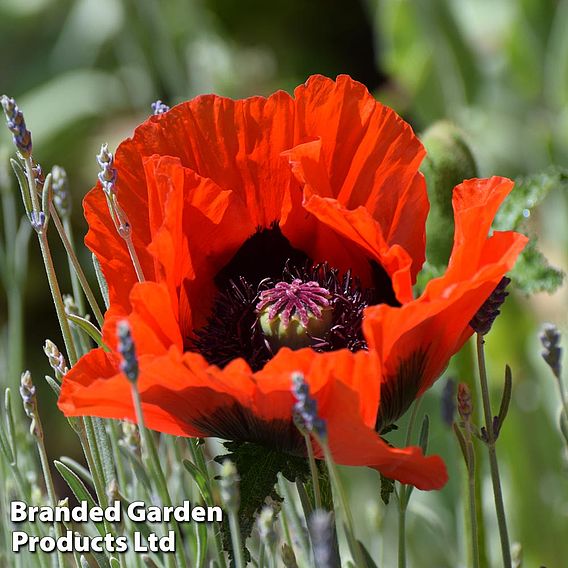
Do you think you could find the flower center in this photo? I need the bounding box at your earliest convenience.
[189,225,400,371]
[256,279,333,350]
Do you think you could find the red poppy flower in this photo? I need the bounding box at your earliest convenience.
[58,75,527,490]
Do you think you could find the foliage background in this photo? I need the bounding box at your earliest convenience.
[0,0,567,566]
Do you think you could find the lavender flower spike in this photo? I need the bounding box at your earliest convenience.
[51,165,71,218]
[117,320,139,382]
[470,276,511,335]
[151,100,170,115]
[540,323,562,379]
[291,371,327,439]
[97,143,117,196]
[1,95,32,158]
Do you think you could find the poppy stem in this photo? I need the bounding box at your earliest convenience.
[397,397,423,568]
[476,333,512,568]
[453,421,480,568]
[397,499,407,568]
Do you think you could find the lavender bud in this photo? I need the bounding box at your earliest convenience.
[32,159,44,190]
[441,378,456,427]
[20,371,41,437]
[470,277,511,335]
[30,211,47,233]
[44,339,69,377]
[96,143,117,195]
[63,295,80,317]
[540,323,562,379]
[51,165,71,217]
[120,421,141,456]
[117,321,139,382]
[219,460,240,512]
[151,100,170,115]
[457,383,473,422]
[291,372,327,439]
[1,95,32,158]
[308,510,338,568]
[257,506,277,549]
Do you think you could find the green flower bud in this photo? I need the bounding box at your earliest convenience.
[420,120,478,267]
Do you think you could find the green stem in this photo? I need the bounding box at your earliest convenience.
[129,381,186,568]
[80,418,115,539]
[295,479,313,520]
[35,432,65,568]
[50,204,105,327]
[62,216,86,314]
[37,232,79,364]
[304,433,322,509]
[278,478,309,559]
[476,334,511,568]
[398,496,406,568]
[7,286,24,384]
[466,439,480,568]
[227,508,245,568]
[398,397,423,568]
[320,442,365,568]
[257,541,266,568]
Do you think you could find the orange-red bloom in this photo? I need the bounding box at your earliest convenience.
[58,75,527,490]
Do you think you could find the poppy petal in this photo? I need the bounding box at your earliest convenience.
[363,177,528,428]
[291,74,428,280]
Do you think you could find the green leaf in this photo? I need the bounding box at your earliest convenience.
[66,312,107,349]
[379,473,395,506]
[44,375,61,397]
[0,417,14,464]
[492,168,566,295]
[92,418,116,486]
[496,366,513,435]
[54,460,106,538]
[509,238,564,295]
[59,456,94,488]
[215,441,310,562]
[118,446,152,493]
[357,539,380,568]
[9,158,33,216]
[4,388,17,465]
[93,253,110,309]
[494,167,568,232]
[183,459,214,504]
[195,519,208,568]
[560,408,568,447]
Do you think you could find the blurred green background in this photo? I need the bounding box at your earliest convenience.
[1,0,567,566]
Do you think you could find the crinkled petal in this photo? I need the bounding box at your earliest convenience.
[363,177,528,429]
